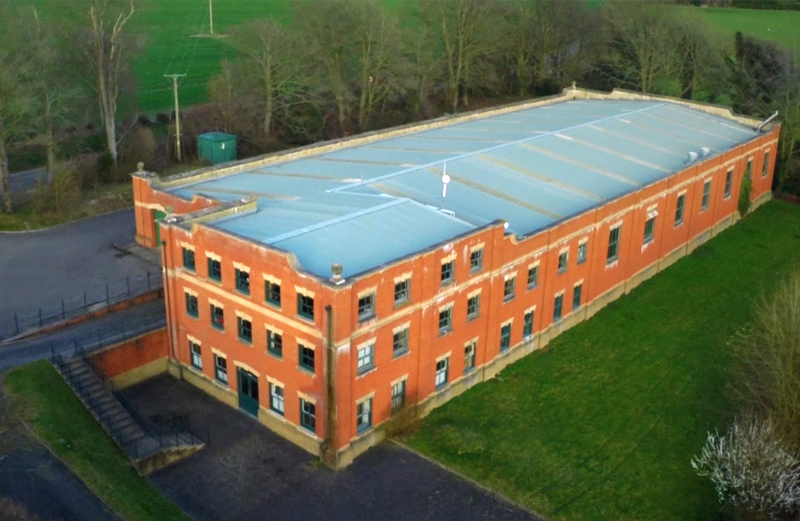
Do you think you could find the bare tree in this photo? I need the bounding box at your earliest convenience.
[207,60,243,135]
[229,20,299,138]
[422,0,496,111]
[73,0,137,165]
[733,270,800,453]
[28,8,83,183]
[692,416,800,521]
[0,1,35,213]
[401,23,438,119]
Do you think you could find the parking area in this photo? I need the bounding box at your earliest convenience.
[0,210,156,339]
[126,375,536,521]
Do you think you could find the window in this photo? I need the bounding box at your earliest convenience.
[267,330,282,357]
[675,194,686,226]
[554,294,563,322]
[558,251,568,274]
[391,380,406,412]
[470,249,483,273]
[393,328,409,356]
[358,293,375,321]
[297,294,314,321]
[300,399,316,433]
[762,151,770,177]
[500,323,511,352]
[523,311,534,337]
[607,226,621,263]
[265,280,281,307]
[235,269,250,295]
[214,355,227,385]
[643,217,655,244]
[527,265,539,289]
[185,293,198,318]
[210,304,224,331]
[269,383,284,415]
[299,345,315,372]
[237,317,252,343]
[435,358,449,389]
[701,180,711,212]
[394,279,410,305]
[441,260,454,286]
[745,159,752,181]
[573,283,582,310]
[577,242,588,264]
[467,294,480,320]
[438,307,453,335]
[357,344,375,374]
[356,398,372,433]
[724,170,733,199]
[182,248,195,271]
[207,258,221,282]
[190,341,202,369]
[504,277,516,301]
[464,341,476,372]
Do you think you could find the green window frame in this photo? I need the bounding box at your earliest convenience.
[214,355,227,385]
[724,170,733,199]
[357,293,375,321]
[182,248,195,271]
[470,249,483,273]
[356,398,372,433]
[237,317,252,343]
[299,345,315,372]
[701,180,711,212]
[393,328,409,357]
[441,261,454,286]
[745,159,752,181]
[300,399,316,433]
[185,292,198,318]
[503,277,516,301]
[357,344,375,374]
[464,341,476,372]
[265,280,281,307]
[297,294,314,321]
[467,294,480,320]
[554,294,563,322]
[527,265,539,289]
[189,341,202,369]
[438,307,453,335]
[391,380,406,413]
[435,358,449,389]
[267,330,283,358]
[607,226,621,264]
[235,269,250,295]
[500,323,511,352]
[573,283,582,310]
[643,216,655,244]
[207,258,222,282]
[675,194,686,226]
[210,304,224,331]
[523,310,534,337]
[762,151,770,177]
[394,279,410,305]
[577,242,587,264]
[269,383,284,416]
[558,251,568,274]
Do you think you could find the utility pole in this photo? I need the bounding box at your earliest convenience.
[209,0,214,36]
[165,74,186,162]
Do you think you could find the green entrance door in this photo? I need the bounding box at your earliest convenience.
[154,210,167,246]
[237,369,260,417]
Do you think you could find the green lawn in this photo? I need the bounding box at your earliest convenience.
[3,360,191,521]
[687,6,800,51]
[406,201,800,521]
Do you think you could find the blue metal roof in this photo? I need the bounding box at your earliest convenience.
[168,99,760,279]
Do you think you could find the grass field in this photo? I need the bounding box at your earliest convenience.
[405,201,800,521]
[692,6,800,52]
[4,360,192,521]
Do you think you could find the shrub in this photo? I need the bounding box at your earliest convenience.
[692,416,800,521]
[119,126,156,169]
[32,167,81,214]
[96,152,115,184]
[738,171,752,216]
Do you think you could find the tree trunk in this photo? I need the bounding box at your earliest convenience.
[0,132,12,213]
[104,110,117,163]
[45,118,56,185]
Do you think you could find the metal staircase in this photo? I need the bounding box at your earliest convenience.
[53,352,206,474]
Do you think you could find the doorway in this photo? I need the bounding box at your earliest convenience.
[237,368,259,417]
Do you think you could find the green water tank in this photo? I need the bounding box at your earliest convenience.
[198,132,237,165]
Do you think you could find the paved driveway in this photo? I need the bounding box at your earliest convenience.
[126,375,536,521]
[0,210,156,339]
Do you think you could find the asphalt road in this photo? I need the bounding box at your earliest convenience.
[0,209,157,339]
[0,168,48,195]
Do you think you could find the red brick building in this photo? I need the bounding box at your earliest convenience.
[131,88,778,468]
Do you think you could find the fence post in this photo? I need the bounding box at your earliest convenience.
[61,299,66,320]
[14,313,19,335]
[126,276,131,296]
[38,308,43,328]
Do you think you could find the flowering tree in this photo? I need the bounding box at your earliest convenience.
[692,416,800,520]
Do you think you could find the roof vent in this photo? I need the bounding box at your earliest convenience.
[688,151,698,163]
[701,147,710,157]
[440,209,455,218]
[330,263,345,285]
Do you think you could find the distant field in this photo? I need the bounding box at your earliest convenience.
[687,6,800,51]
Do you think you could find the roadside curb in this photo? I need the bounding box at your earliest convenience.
[0,208,133,235]
[389,438,553,521]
